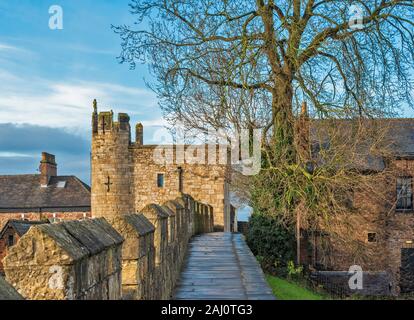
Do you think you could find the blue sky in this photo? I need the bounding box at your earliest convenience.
[0,0,169,184]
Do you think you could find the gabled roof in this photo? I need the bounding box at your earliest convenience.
[0,219,47,239]
[0,175,91,213]
[123,214,155,236]
[311,118,414,153]
[383,118,414,157]
[310,118,414,171]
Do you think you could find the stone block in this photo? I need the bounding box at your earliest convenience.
[3,218,123,300]
[0,276,23,300]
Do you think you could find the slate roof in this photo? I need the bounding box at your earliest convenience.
[0,220,48,239]
[123,214,155,236]
[0,276,23,300]
[383,119,414,157]
[0,175,91,213]
[310,118,414,171]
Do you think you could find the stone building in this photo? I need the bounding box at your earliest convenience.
[302,119,414,295]
[0,220,47,274]
[0,152,91,275]
[91,101,232,231]
[0,152,91,231]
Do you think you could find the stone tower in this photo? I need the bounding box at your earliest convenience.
[91,100,133,218]
[91,101,232,231]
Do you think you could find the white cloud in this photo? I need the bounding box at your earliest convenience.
[64,43,118,56]
[140,118,169,127]
[0,152,32,158]
[0,43,19,51]
[0,72,159,133]
[0,42,33,56]
[0,41,162,139]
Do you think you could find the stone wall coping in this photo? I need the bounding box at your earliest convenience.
[182,194,195,202]
[161,205,176,217]
[141,204,169,220]
[0,276,23,300]
[165,200,184,210]
[62,218,124,256]
[36,223,90,261]
[173,198,186,207]
[122,214,155,236]
[17,218,124,263]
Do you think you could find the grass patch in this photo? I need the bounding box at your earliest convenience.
[265,274,327,300]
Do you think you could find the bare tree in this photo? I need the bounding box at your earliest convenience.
[114,0,413,158]
[114,0,414,265]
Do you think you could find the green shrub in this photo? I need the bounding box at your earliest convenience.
[287,260,303,281]
[246,213,296,275]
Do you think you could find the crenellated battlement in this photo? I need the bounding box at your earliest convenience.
[92,100,131,137]
[97,111,130,134]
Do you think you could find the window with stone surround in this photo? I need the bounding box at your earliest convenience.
[396,176,413,211]
[157,173,165,188]
[8,234,14,247]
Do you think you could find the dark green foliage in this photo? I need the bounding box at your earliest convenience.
[246,213,296,275]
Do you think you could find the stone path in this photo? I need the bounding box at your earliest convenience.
[173,232,276,300]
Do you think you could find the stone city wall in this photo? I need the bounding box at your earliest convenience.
[109,194,213,300]
[2,194,214,300]
[3,218,124,300]
[130,145,230,231]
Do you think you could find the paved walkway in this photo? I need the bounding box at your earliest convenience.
[173,232,276,300]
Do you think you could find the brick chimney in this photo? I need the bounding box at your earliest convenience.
[39,152,57,187]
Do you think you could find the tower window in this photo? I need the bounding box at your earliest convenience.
[367,232,377,243]
[8,234,14,247]
[397,177,413,211]
[157,173,164,188]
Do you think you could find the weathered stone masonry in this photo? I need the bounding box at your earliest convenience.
[3,193,213,300]
[3,218,123,300]
[108,194,212,300]
[91,105,231,231]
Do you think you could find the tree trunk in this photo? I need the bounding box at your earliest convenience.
[257,1,296,164]
[272,78,296,164]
